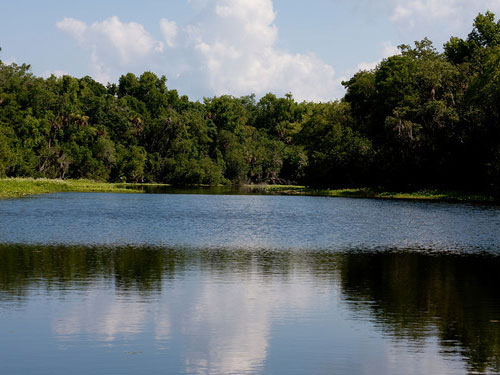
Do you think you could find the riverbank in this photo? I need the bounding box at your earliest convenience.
[244,185,499,204]
[0,178,497,203]
[0,178,165,198]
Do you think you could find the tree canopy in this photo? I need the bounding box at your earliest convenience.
[1,12,500,193]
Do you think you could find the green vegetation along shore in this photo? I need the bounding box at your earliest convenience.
[0,178,497,203]
[0,178,157,198]
[244,184,498,203]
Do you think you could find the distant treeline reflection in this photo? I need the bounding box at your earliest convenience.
[1,244,500,373]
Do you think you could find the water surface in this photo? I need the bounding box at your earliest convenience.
[1,193,500,375]
[1,192,499,252]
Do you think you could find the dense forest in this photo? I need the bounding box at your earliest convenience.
[1,12,500,193]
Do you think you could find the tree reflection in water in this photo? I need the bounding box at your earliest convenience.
[1,244,499,374]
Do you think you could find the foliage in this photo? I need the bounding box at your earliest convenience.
[1,12,500,193]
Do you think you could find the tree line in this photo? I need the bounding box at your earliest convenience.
[1,12,500,193]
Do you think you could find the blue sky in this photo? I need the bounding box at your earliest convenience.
[2,0,500,101]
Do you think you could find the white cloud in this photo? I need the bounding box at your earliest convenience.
[90,49,111,84]
[160,19,178,48]
[56,17,87,42]
[56,0,340,101]
[90,16,164,63]
[57,16,164,83]
[184,0,338,101]
[390,0,500,30]
[391,0,457,23]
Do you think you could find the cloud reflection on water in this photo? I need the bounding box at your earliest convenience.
[1,245,499,374]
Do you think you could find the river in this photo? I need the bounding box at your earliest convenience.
[1,193,500,374]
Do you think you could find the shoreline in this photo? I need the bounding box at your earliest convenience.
[0,178,168,198]
[242,184,499,204]
[0,178,498,204]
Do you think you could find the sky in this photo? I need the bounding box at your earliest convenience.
[1,0,500,102]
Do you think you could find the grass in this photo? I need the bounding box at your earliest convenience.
[0,177,164,198]
[244,185,499,204]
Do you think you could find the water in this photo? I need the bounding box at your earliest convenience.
[1,192,500,374]
[1,192,499,251]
